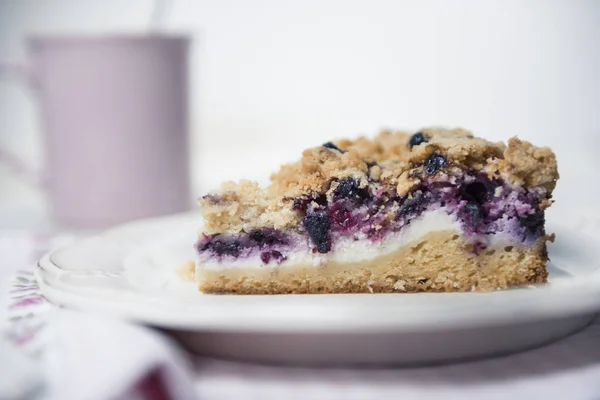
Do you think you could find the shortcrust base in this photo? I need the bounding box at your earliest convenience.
[197,231,549,294]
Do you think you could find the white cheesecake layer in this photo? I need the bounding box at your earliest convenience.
[196,208,465,272]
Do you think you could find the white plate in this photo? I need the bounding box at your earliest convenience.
[36,209,600,365]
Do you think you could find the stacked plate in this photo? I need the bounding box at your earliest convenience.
[36,209,600,365]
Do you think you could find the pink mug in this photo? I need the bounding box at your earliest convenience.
[0,35,191,229]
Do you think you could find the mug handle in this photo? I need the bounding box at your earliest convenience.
[0,62,44,187]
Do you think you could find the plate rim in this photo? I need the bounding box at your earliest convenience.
[36,210,600,333]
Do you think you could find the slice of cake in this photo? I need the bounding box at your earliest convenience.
[195,128,558,294]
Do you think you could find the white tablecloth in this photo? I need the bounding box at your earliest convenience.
[2,232,600,400]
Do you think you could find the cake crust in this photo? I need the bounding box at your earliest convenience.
[198,231,549,294]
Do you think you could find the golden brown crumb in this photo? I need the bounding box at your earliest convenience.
[199,127,559,235]
[269,146,370,198]
[199,180,298,234]
[488,137,559,191]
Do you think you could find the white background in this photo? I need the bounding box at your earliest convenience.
[0,0,599,229]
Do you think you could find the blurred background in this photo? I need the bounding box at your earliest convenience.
[1,0,599,230]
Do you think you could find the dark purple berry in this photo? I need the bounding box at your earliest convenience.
[323,142,345,153]
[333,177,368,201]
[519,210,544,236]
[313,194,328,206]
[332,207,353,228]
[260,251,271,264]
[197,236,211,252]
[248,228,288,247]
[260,250,287,264]
[261,250,286,264]
[303,209,332,253]
[458,202,485,233]
[270,250,286,264]
[249,230,266,244]
[424,153,447,175]
[398,191,427,216]
[208,237,241,257]
[462,182,489,204]
[409,132,428,149]
[462,203,483,223]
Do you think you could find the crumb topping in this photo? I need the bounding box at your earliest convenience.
[199,180,298,234]
[486,137,559,191]
[200,127,559,234]
[269,146,370,198]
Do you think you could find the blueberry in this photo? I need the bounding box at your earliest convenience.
[519,210,545,236]
[409,132,428,149]
[260,251,271,264]
[208,237,241,257]
[313,194,328,206]
[424,153,447,175]
[458,202,485,233]
[323,142,345,153]
[333,177,368,201]
[249,230,265,243]
[462,182,489,204]
[398,191,427,216]
[197,235,211,252]
[261,250,287,264]
[272,250,286,263]
[248,228,288,247]
[461,203,483,224]
[332,208,353,228]
[303,209,332,253]
[198,242,209,252]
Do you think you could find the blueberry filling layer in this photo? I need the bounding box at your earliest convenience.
[197,228,292,263]
[197,173,547,263]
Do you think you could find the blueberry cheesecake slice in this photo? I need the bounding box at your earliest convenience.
[196,128,558,294]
